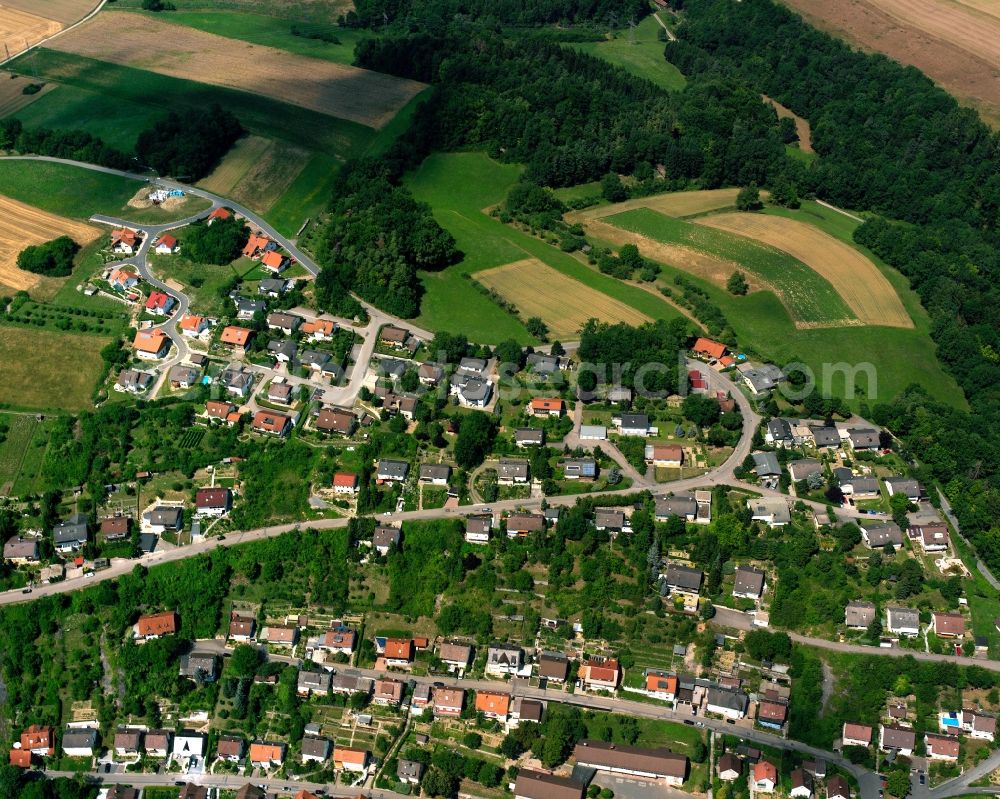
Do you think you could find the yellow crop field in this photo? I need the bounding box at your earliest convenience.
[50,11,427,128]
[476,258,651,339]
[696,212,912,328]
[0,194,100,295]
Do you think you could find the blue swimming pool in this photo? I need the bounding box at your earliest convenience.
[942,715,960,727]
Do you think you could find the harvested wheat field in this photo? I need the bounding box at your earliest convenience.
[763,95,813,153]
[1,0,98,26]
[568,188,748,223]
[49,11,426,128]
[0,5,60,56]
[696,213,912,328]
[198,135,308,213]
[0,71,55,116]
[0,194,100,295]
[476,258,651,339]
[782,0,1000,125]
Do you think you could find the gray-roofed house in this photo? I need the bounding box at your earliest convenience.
[845,601,877,629]
[617,413,652,437]
[514,428,545,447]
[740,364,785,395]
[372,525,401,555]
[267,382,293,405]
[233,295,266,320]
[526,352,560,377]
[376,460,409,483]
[62,728,98,758]
[841,476,880,498]
[563,458,597,480]
[848,428,881,451]
[465,516,492,544]
[458,357,487,375]
[53,513,88,553]
[809,426,842,449]
[266,311,302,335]
[706,686,749,719]
[886,606,920,637]
[879,725,916,755]
[498,459,529,485]
[301,736,331,764]
[219,363,254,397]
[595,509,627,533]
[752,452,782,478]
[4,537,39,563]
[258,278,290,297]
[419,464,451,485]
[862,523,903,549]
[297,670,333,696]
[733,566,766,599]
[885,478,921,501]
[179,653,219,683]
[764,418,794,447]
[788,458,823,482]
[748,498,791,527]
[655,495,697,522]
[665,564,704,596]
[267,339,297,363]
[450,373,493,408]
[300,350,331,372]
[116,368,154,394]
[418,363,444,386]
[143,506,183,534]
[168,365,201,389]
[485,643,524,676]
[398,759,426,785]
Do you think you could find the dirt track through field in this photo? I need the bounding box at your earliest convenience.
[48,10,427,128]
[781,0,1000,126]
[0,194,101,294]
[568,188,744,223]
[696,213,913,328]
[476,258,651,339]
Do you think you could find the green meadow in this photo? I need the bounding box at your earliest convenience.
[569,15,686,92]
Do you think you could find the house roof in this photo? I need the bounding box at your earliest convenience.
[61,728,97,750]
[374,678,404,700]
[20,725,53,752]
[133,327,168,354]
[373,525,401,549]
[466,516,492,535]
[156,233,178,249]
[498,459,529,480]
[693,337,727,359]
[514,770,585,799]
[530,397,564,412]
[419,463,451,481]
[252,411,290,434]
[646,673,678,695]
[933,612,966,636]
[620,413,650,429]
[886,606,920,629]
[842,723,872,744]
[380,324,409,343]
[145,291,172,310]
[9,749,32,768]
[666,563,704,591]
[845,602,876,628]
[828,775,850,799]
[261,250,285,269]
[383,638,413,660]
[584,658,620,684]
[398,759,426,781]
[439,642,472,664]
[4,537,39,559]
[377,459,409,479]
[220,326,253,347]
[196,487,230,510]
[249,742,286,763]
[515,427,545,444]
[316,408,355,433]
[216,735,245,758]
[754,760,778,783]
[734,566,766,596]
[114,729,143,749]
[752,451,782,477]
[334,747,368,765]
[655,495,697,518]
[926,734,960,758]
[650,444,684,461]
[574,740,688,778]
[242,233,271,256]
[301,736,331,759]
[476,691,511,716]
[758,700,787,722]
[208,207,232,221]
[267,311,301,329]
[513,697,544,722]
[507,512,545,532]
[136,611,177,637]
[433,687,465,709]
[881,725,916,749]
[333,472,358,488]
[539,652,570,680]
[863,523,903,547]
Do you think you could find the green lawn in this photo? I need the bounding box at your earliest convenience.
[148,252,241,316]
[552,180,603,204]
[0,414,38,495]
[9,49,374,158]
[0,160,140,219]
[606,206,855,325]
[129,9,370,64]
[406,152,686,343]
[569,15,686,92]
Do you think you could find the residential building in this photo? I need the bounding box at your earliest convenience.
[418,363,444,385]
[251,410,291,437]
[475,691,511,721]
[53,513,89,552]
[373,678,404,706]
[3,537,39,564]
[172,731,205,763]
[753,760,778,793]
[114,729,143,758]
[764,418,794,447]
[664,564,703,596]
[538,651,570,683]
[259,278,291,298]
[219,363,254,397]
[297,670,333,696]
[963,709,997,740]
[828,776,851,799]
[655,495,697,522]
[142,506,182,534]
[267,339,296,364]
[862,523,903,549]
[498,459,530,485]
[179,653,219,682]
[433,687,465,718]
[465,516,492,544]
[595,509,627,534]
[439,641,473,670]
[748,498,791,527]
[790,769,813,799]
[219,326,253,350]
[733,566,766,600]
[740,364,785,395]
[19,725,54,757]
[847,428,881,451]
[510,697,544,726]
[842,723,873,747]
[506,513,545,537]
[752,451,782,479]
[788,458,823,482]
[563,458,597,480]
[178,313,207,336]
[932,612,966,638]
[382,637,414,667]
[62,728,98,759]
[528,397,564,417]
[580,658,620,691]
[398,759,426,785]
[419,463,451,485]
[485,643,524,676]
[301,736,331,764]
[573,740,688,785]
[315,626,356,657]
[372,525,401,555]
[266,312,302,335]
[916,523,950,553]
[925,734,960,761]
[249,741,286,769]
[885,478,921,501]
[706,686,748,719]
[376,459,408,483]
[580,424,607,440]
[135,611,177,639]
[514,770,585,799]
[844,602,877,630]
[879,725,916,755]
[132,327,170,360]
[228,614,255,642]
[145,291,175,316]
[143,730,172,758]
[886,607,920,637]
[195,488,232,517]
[809,426,841,449]
[216,735,245,763]
[333,747,370,772]
[645,672,678,701]
[261,625,299,647]
[108,266,139,291]
[718,753,742,781]
[515,428,545,448]
[116,368,154,394]
[758,699,788,730]
[332,472,359,495]
[617,413,652,437]
[647,444,684,468]
[692,337,727,360]
[315,408,356,436]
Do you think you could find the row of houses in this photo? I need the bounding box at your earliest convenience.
[841,712,996,760]
[764,417,885,453]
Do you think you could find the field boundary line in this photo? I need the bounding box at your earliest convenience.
[0,0,106,67]
[815,198,865,223]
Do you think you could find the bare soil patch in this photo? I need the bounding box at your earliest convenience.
[781,0,1000,127]
[696,212,913,327]
[1,0,98,26]
[763,94,814,152]
[0,194,100,295]
[49,11,427,128]
[476,258,651,339]
[127,187,188,212]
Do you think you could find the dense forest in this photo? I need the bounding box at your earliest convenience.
[348,0,647,27]
[666,0,1000,573]
[135,104,243,181]
[0,118,130,171]
[16,236,79,278]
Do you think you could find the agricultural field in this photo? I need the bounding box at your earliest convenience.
[197,135,311,215]
[604,207,856,326]
[1,0,98,25]
[476,258,651,339]
[49,11,427,128]
[0,413,37,496]
[0,71,56,117]
[569,14,686,92]
[0,194,101,296]
[0,325,108,412]
[112,0,354,18]
[405,152,686,344]
[568,187,746,222]
[130,9,369,65]
[0,5,61,57]
[0,160,140,219]
[781,0,1000,126]
[697,211,912,327]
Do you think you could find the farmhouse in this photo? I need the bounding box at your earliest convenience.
[133,328,170,360]
[573,740,688,785]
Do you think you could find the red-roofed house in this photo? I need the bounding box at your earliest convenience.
[580,658,620,692]
[261,250,287,274]
[133,328,170,360]
[932,612,966,638]
[109,267,139,291]
[645,673,677,701]
[145,291,175,316]
[926,734,960,761]
[333,747,370,773]
[753,761,777,793]
[206,400,236,422]
[528,397,564,417]
[112,228,139,254]
[692,337,727,360]
[688,370,708,391]
[333,472,359,494]
[20,725,54,756]
[135,611,177,639]
[220,326,253,350]
[178,314,209,337]
[475,691,511,721]
[841,723,872,747]
[382,638,414,667]
[207,207,232,225]
[646,445,683,468]
[251,411,291,437]
[154,234,178,255]
[9,749,31,768]
[243,233,271,259]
